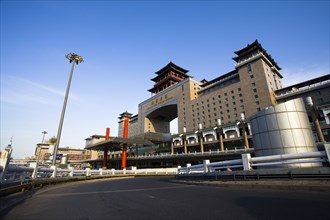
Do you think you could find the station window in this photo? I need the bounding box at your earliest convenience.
[247,63,252,72]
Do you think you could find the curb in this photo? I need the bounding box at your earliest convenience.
[170,179,330,192]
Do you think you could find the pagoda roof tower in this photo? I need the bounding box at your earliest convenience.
[148,62,190,94]
[118,111,133,120]
[233,40,281,71]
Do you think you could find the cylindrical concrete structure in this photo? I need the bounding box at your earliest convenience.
[250,98,320,168]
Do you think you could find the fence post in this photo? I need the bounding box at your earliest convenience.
[51,165,57,178]
[69,167,74,177]
[324,144,330,166]
[186,163,191,174]
[242,153,252,170]
[177,166,181,174]
[99,168,103,176]
[86,168,91,177]
[111,168,115,175]
[30,162,38,179]
[203,160,210,174]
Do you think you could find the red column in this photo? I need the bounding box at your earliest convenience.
[102,128,110,169]
[121,119,128,170]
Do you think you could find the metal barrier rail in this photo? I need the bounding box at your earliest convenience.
[1,166,179,184]
[175,172,330,181]
[178,149,330,174]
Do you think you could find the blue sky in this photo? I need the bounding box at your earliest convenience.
[1,0,329,159]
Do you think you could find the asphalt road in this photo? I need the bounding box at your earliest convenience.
[1,176,329,220]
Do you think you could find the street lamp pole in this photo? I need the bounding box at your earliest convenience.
[52,53,83,166]
[41,131,47,144]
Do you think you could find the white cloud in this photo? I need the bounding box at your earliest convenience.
[280,65,329,87]
[0,75,78,108]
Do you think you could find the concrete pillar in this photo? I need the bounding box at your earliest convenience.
[306,96,325,142]
[203,160,210,174]
[183,135,187,154]
[236,126,240,137]
[51,165,57,178]
[219,130,224,152]
[69,167,74,177]
[243,126,249,149]
[171,142,174,155]
[324,144,330,166]
[186,163,191,174]
[242,153,252,170]
[86,168,91,177]
[30,162,38,179]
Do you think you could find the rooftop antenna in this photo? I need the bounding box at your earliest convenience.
[9,136,13,146]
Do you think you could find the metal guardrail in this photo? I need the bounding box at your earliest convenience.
[0,166,179,196]
[1,148,249,184]
[175,172,330,181]
[178,150,329,174]
[1,166,179,187]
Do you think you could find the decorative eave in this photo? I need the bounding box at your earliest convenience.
[234,52,283,78]
[118,111,133,120]
[275,74,330,94]
[233,40,260,57]
[233,40,281,71]
[149,62,191,93]
[200,79,208,84]
[155,61,189,75]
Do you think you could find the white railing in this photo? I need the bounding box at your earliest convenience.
[128,147,249,159]
[2,145,329,183]
[1,165,180,183]
[178,144,330,174]
[53,167,179,178]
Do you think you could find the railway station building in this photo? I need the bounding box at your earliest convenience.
[85,40,330,169]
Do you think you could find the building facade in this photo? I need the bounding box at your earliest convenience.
[35,143,91,165]
[82,40,330,169]
[118,40,283,148]
[275,74,330,142]
[118,40,329,155]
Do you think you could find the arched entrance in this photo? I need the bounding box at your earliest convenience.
[145,102,178,133]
